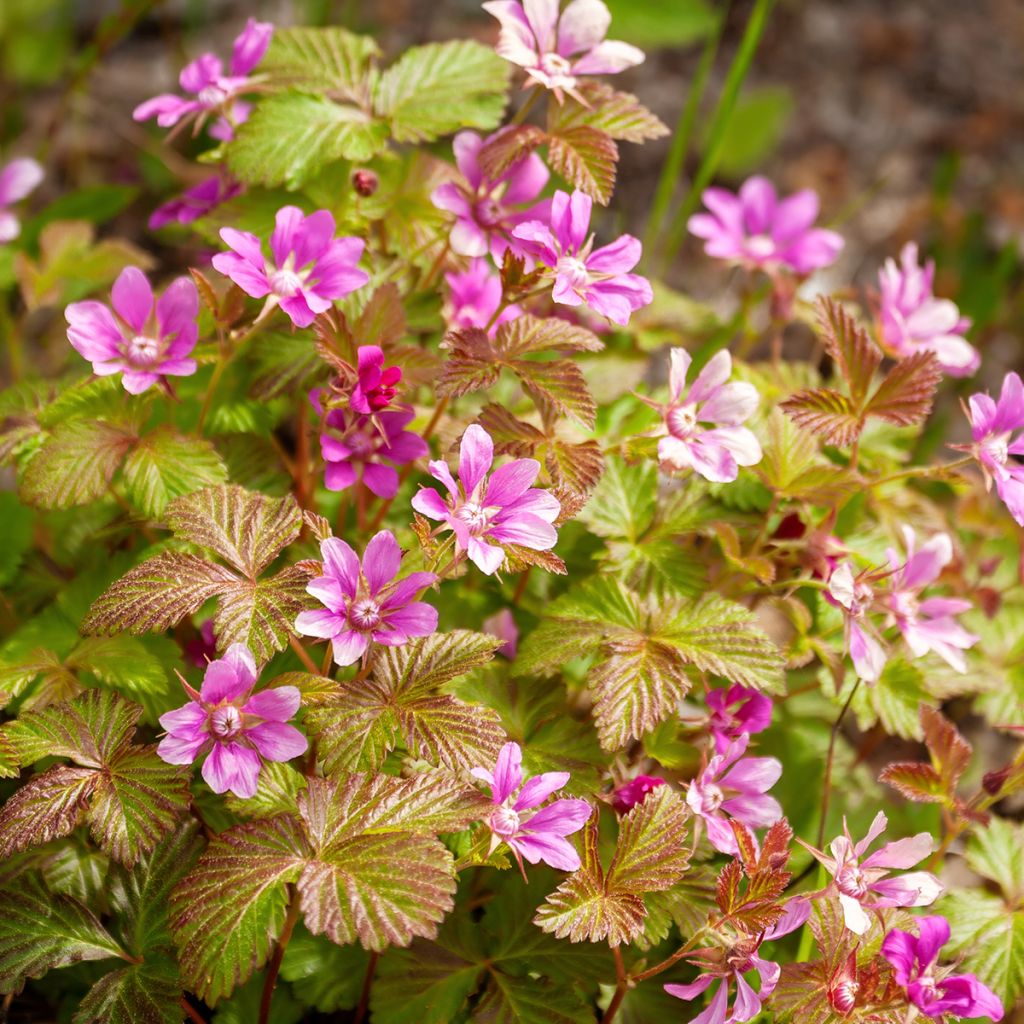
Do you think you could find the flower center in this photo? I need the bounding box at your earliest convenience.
[889,590,919,621]
[198,84,229,107]
[489,806,521,838]
[539,52,574,82]
[915,973,939,999]
[456,501,493,536]
[210,705,243,740]
[703,783,725,812]
[746,234,776,260]
[474,196,505,228]
[556,255,590,292]
[667,404,698,439]
[349,597,382,631]
[835,863,868,898]
[269,267,304,298]
[982,433,1010,466]
[126,334,162,367]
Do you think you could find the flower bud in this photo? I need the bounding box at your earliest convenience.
[352,169,378,197]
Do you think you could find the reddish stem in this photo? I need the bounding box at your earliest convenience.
[354,951,380,1024]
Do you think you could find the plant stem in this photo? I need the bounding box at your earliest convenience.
[602,947,629,1024]
[356,480,368,532]
[817,677,861,848]
[258,889,301,1024]
[289,636,321,674]
[868,456,972,489]
[628,927,708,984]
[180,997,206,1024]
[354,951,380,1024]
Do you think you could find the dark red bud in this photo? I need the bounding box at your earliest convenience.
[352,169,378,197]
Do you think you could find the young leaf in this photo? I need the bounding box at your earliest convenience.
[549,82,669,143]
[477,123,548,180]
[546,125,618,205]
[865,350,943,427]
[880,705,971,808]
[779,388,861,447]
[122,427,228,518]
[817,296,881,406]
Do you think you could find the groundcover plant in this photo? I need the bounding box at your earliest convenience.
[0,4,1021,1024]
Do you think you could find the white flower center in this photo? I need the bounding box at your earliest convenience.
[349,597,382,630]
[126,334,161,367]
[890,590,919,621]
[269,267,304,298]
[475,197,504,228]
[198,84,229,107]
[982,433,1010,466]
[210,705,242,739]
[667,404,698,439]
[746,234,776,259]
[490,806,521,838]
[703,783,724,812]
[835,863,868,898]
[556,255,590,292]
[456,501,493,536]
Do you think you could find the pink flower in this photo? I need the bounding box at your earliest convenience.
[512,189,653,326]
[157,643,307,799]
[471,741,591,872]
[65,266,198,394]
[133,18,272,139]
[964,371,1024,526]
[706,685,772,755]
[482,0,644,101]
[483,608,519,658]
[149,175,243,230]
[688,177,844,274]
[211,206,369,328]
[654,349,762,483]
[444,259,521,334]
[798,812,943,936]
[827,562,887,683]
[184,619,217,668]
[611,775,665,814]
[884,527,977,672]
[882,916,1004,1021]
[878,243,979,377]
[432,130,550,260]
[295,532,438,667]
[351,346,402,414]
[0,157,43,243]
[411,424,561,575]
[686,736,782,855]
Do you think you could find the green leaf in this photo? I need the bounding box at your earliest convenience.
[122,427,228,518]
[546,125,618,206]
[0,490,33,587]
[848,657,932,740]
[942,889,1024,1006]
[965,817,1024,904]
[376,40,509,143]
[550,82,668,144]
[280,927,370,1012]
[259,26,379,94]
[703,85,793,176]
[578,457,656,544]
[602,0,716,47]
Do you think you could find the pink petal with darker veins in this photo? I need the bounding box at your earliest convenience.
[203,741,261,797]
[244,686,301,722]
[247,721,308,762]
[509,832,581,871]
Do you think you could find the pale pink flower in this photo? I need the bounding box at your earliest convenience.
[611,775,665,814]
[964,371,1024,526]
[827,562,887,683]
[483,608,519,658]
[798,812,942,935]
[444,259,521,334]
[706,685,772,755]
[157,643,307,799]
[0,157,43,243]
[878,243,979,377]
[512,188,653,326]
[65,266,198,394]
[149,175,243,230]
[688,177,843,274]
[411,424,560,575]
[472,741,591,872]
[654,348,762,483]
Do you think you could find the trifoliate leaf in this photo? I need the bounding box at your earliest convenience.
[122,427,228,518]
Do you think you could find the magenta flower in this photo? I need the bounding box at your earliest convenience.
[964,371,1024,526]
[184,619,217,668]
[65,266,198,394]
[133,18,272,138]
[294,533,438,667]
[444,259,521,334]
[471,741,591,872]
[686,736,782,855]
[512,189,652,326]
[482,0,644,101]
[351,346,402,414]
[798,812,942,936]
[885,527,977,672]
[432,130,550,260]
[0,157,43,243]
[688,177,844,274]
[149,175,243,230]
[654,348,762,483]
[211,206,369,328]
[411,424,561,575]
[878,243,979,377]
[706,685,772,755]
[827,562,887,683]
[611,775,665,814]
[483,608,519,659]
[882,916,1004,1021]
[157,643,307,799]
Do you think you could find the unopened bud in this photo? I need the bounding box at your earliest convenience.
[352,169,378,197]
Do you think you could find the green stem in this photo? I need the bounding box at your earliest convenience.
[868,456,973,489]
[817,678,861,848]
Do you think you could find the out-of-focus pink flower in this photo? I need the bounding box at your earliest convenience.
[157,643,306,798]
[133,18,272,139]
[653,348,762,483]
[611,775,665,814]
[483,608,519,658]
[798,812,942,936]
[882,916,1004,1021]
[444,259,521,334]
[827,562,887,683]
[184,619,217,668]
[149,175,243,230]
[878,243,978,377]
[686,736,782,855]
[432,130,550,261]
[211,206,368,328]
[964,371,1024,526]
[483,0,643,101]
[513,189,652,326]
[411,424,561,575]
[706,685,772,755]
[0,157,43,243]
[295,533,438,667]
[472,741,591,872]
[885,527,977,672]
[351,345,401,414]
[65,266,198,394]
[688,177,844,275]
[664,900,811,1024]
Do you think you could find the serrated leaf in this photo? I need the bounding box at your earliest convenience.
[477,124,548,180]
[259,26,379,95]
[964,817,1024,904]
[879,761,946,803]
[817,296,881,406]
[122,427,228,518]
[848,657,932,740]
[865,350,941,426]
[780,388,861,447]
[547,125,617,205]
[497,315,604,356]
[549,82,668,143]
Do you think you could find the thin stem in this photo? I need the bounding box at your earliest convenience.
[628,927,708,984]
[258,889,301,1024]
[420,396,450,447]
[817,678,862,848]
[602,947,629,1024]
[356,480,368,532]
[512,566,532,605]
[868,456,972,489]
[180,997,206,1024]
[510,85,542,126]
[354,951,380,1024]
[289,636,321,674]
[196,349,227,435]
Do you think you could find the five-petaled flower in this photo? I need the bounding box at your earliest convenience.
[706,685,772,755]
[827,561,887,683]
[878,242,979,377]
[65,266,198,394]
[212,205,369,328]
[149,175,243,230]
[133,18,273,140]
[411,423,561,575]
[798,811,943,935]
[688,176,844,275]
[881,915,1004,1021]
[483,0,644,102]
[653,348,762,483]
[964,371,1024,527]
[0,157,43,243]
[432,129,550,261]
[471,741,591,872]
[295,532,438,667]
[157,643,307,799]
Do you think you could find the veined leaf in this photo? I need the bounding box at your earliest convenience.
[865,350,942,427]
[122,427,228,518]
[817,296,880,406]
[546,125,618,205]
[964,817,1024,904]
[477,124,548,180]
[780,387,861,447]
[549,82,668,143]
[260,26,379,96]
